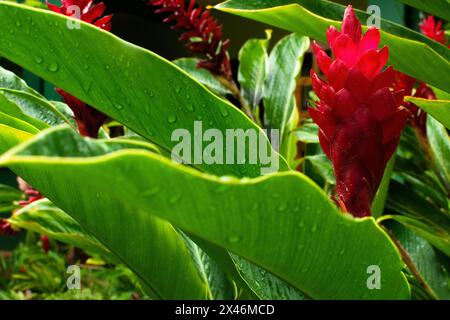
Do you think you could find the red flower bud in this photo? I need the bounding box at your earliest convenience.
[310,6,407,217]
[41,235,51,254]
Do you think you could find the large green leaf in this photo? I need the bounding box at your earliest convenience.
[1,127,216,300]
[215,0,450,92]
[397,0,450,21]
[9,199,117,261]
[0,2,287,178]
[0,126,410,299]
[0,124,33,154]
[427,116,450,193]
[406,97,450,130]
[263,34,309,137]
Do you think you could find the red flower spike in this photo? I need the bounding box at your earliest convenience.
[46,0,112,31]
[56,89,107,138]
[46,1,111,138]
[310,6,407,217]
[420,16,447,46]
[148,0,232,80]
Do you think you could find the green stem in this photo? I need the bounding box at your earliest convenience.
[216,76,262,127]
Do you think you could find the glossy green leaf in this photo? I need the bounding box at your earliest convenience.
[0,2,287,178]
[2,127,217,300]
[263,33,309,137]
[238,31,271,110]
[293,121,319,144]
[173,58,232,97]
[406,97,450,130]
[0,184,22,214]
[384,215,450,259]
[9,199,117,261]
[427,116,450,193]
[388,220,450,300]
[0,110,40,135]
[0,89,73,127]
[304,155,335,185]
[230,254,308,299]
[0,65,42,97]
[216,0,450,92]
[0,126,410,299]
[0,124,34,154]
[397,0,450,21]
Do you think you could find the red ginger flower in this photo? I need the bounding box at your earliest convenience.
[47,1,111,138]
[310,6,408,217]
[148,0,232,80]
[420,15,447,46]
[46,0,112,31]
[56,88,107,138]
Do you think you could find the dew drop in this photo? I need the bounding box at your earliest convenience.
[186,103,195,112]
[114,103,124,110]
[227,235,241,244]
[339,249,346,256]
[15,21,21,27]
[48,62,59,73]
[167,114,178,124]
[141,186,160,197]
[277,203,287,212]
[34,56,43,64]
[169,194,181,205]
[311,225,318,233]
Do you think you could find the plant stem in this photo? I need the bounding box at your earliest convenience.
[216,75,262,127]
[381,225,439,300]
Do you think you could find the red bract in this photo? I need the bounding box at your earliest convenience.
[56,89,107,138]
[310,6,407,217]
[0,219,17,236]
[46,1,111,138]
[46,0,112,31]
[420,16,447,46]
[148,0,232,80]
[17,177,43,207]
[393,73,436,136]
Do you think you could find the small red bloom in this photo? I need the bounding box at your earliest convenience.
[17,177,43,207]
[310,6,407,217]
[0,219,17,236]
[46,0,112,31]
[419,16,447,46]
[41,235,51,254]
[148,0,232,80]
